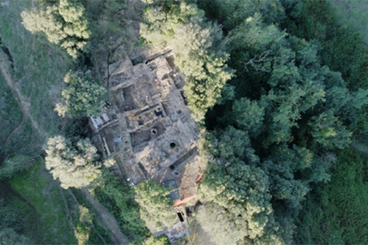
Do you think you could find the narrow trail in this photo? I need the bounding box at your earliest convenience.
[0,111,25,165]
[68,189,108,245]
[81,188,129,245]
[0,50,47,140]
[0,45,26,165]
[0,46,41,242]
[0,180,40,243]
[1,28,126,245]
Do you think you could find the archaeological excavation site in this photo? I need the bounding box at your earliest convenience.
[89,49,204,239]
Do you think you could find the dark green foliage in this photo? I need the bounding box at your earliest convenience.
[0,198,25,232]
[64,117,92,142]
[197,0,286,31]
[294,149,368,244]
[282,0,368,91]
[0,155,34,179]
[55,70,107,117]
[190,0,368,244]
[0,76,22,148]
[232,98,265,136]
[134,180,177,232]
[141,1,233,122]
[21,0,90,58]
[45,136,102,189]
[208,126,259,165]
[281,0,368,137]
[0,198,31,244]
[0,228,31,245]
[94,171,148,243]
[275,1,368,243]
[217,11,365,149]
[145,235,170,245]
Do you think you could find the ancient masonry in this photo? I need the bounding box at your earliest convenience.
[90,51,204,239]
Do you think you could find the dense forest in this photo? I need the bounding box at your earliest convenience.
[1,0,368,244]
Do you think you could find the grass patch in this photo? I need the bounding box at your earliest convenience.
[68,188,115,245]
[0,0,71,139]
[7,194,37,241]
[9,160,78,244]
[5,120,41,156]
[93,171,148,244]
[1,1,124,244]
[0,74,22,144]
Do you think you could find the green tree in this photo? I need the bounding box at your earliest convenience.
[0,198,31,244]
[45,136,102,189]
[134,180,177,231]
[197,0,287,31]
[198,160,282,243]
[0,154,34,179]
[95,171,147,242]
[308,110,352,149]
[21,0,90,58]
[209,126,260,165]
[194,9,368,242]
[232,97,265,136]
[21,6,66,44]
[144,235,170,245]
[141,1,233,122]
[0,228,31,245]
[55,70,107,117]
[294,149,368,245]
[0,199,24,232]
[196,203,250,245]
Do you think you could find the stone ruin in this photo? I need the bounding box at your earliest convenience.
[90,50,205,240]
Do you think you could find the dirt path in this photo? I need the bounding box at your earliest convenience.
[0,46,27,165]
[0,48,41,242]
[1,47,126,245]
[81,188,129,245]
[0,111,25,165]
[68,189,108,245]
[0,51,46,140]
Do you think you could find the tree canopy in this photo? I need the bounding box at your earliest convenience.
[94,170,148,243]
[21,0,90,58]
[55,70,107,117]
[134,180,177,231]
[190,0,368,244]
[45,136,102,189]
[141,1,233,122]
[0,199,31,244]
